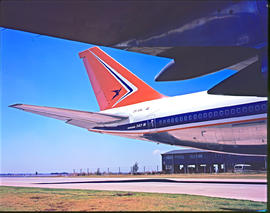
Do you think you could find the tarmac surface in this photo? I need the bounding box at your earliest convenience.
[0,177,267,202]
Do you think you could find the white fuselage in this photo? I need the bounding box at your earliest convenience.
[90,91,267,155]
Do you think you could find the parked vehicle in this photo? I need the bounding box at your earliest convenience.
[233,164,253,173]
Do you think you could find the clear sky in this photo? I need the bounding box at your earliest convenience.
[1,28,236,174]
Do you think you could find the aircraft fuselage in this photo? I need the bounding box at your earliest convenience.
[92,91,267,156]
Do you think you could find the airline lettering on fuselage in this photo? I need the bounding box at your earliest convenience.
[133,107,150,113]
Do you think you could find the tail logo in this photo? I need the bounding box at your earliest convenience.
[89,50,138,107]
[112,88,122,100]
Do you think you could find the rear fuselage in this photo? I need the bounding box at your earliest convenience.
[91,91,267,156]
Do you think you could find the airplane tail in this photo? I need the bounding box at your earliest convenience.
[79,47,165,111]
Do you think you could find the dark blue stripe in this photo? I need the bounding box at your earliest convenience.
[94,101,267,131]
[95,55,133,97]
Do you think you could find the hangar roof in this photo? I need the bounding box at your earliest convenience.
[162,149,207,155]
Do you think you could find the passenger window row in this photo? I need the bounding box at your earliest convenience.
[157,102,267,127]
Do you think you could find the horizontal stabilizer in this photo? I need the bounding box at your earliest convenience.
[208,59,268,97]
[9,104,128,129]
[154,46,259,81]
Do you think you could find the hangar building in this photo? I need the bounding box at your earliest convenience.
[161,149,266,174]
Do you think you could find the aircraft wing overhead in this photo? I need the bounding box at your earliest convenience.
[9,104,128,129]
[1,1,267,96]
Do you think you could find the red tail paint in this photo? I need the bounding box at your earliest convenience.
[79,47,165,111]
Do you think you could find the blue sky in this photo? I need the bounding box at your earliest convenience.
[1,28,236,174]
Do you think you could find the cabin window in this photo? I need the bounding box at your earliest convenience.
[198,113,202,119]
[180,116,183,122]
[203,113,207,118]
[193,114,197,120]
[189,115,192,120]
[236,108,241,113]
[261,103,266,111]
[214,111,218,117]
[208,112,213,118]
[225,110,229,116]
[171,118,174,123]
[184,116,187,121]
[248,105,254,112]
[175,117,179,123]
[231,108,235,114]
[255,105,260,111]
[219,110,224,116]
[242,106,247,113]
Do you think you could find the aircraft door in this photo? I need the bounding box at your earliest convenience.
[147,119,156,129]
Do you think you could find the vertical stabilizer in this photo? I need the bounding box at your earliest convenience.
[79,47,165,110]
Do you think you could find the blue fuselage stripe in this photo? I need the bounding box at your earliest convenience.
[94,101,267,132]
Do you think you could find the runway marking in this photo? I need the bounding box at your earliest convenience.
[37,178,267,185]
